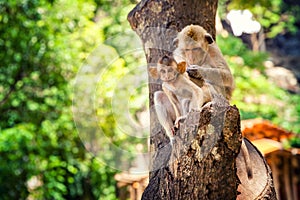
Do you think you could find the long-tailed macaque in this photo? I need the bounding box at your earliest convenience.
[173,25,252,179]
[149,55,204,140]
[173,24,235,101]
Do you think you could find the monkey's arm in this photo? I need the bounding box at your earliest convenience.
[190,42,234,89]
[187,65,234,100]
[187,65,233,87]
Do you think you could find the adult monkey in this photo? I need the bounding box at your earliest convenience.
[173,25,252,179]
[173,25,235,101]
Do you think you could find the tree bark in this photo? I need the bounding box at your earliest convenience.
[142,101,242,199]
[128,0,276,199]
[128,0,218,170]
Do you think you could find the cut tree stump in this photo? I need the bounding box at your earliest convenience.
[128,0,277,199]
[236,138,277,200]
[141,100,241,199]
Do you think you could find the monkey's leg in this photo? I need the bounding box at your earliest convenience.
[154,91,176,140]
[181,99,190,116]
[190,87,204,111]
[174,99,189,128]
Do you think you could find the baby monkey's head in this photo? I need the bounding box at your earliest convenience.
[157,55,186,82]
[157,55,178,82]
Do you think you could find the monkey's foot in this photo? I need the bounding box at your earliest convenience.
[174,115,187,128]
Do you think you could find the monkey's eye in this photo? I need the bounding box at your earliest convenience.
[160,69,166,74]
[184,49,192,52]
[167,68,173,73]
[192,47,202,52]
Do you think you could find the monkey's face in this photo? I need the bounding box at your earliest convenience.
[183,43,207,65]
[158,63,178,82]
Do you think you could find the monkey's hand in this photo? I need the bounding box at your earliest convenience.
[186,65,204,79]
[174,115,187,128]
[187,65,205,87]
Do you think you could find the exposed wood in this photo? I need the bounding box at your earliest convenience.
[241,119,300,200]
[141,102,241,199]
[237,138,277,200]
[265,150,300,200]
[114,173,149,200]
[251,138,282,155]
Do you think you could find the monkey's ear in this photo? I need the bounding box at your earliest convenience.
[205,33,214,44]
[148,67,159,79]
[173,37,179,47]
[177,61,187,74]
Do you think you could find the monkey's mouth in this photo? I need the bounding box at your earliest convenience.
[164,73,179,82]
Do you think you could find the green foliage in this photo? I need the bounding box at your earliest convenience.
[0,0,125,199]
[217,35,300,134]
[289,137,300,148]
[217,34,268,69]
[0,124,37,199]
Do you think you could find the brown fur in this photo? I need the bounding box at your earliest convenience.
[173,25,235,101]
[149,55,204,140]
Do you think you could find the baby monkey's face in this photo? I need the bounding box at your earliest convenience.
[158,63,178,82]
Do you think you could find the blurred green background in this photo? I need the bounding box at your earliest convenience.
[0,0,299,199]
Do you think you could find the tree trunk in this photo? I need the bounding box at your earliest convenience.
[128,0,276,199]
[144,101,242,200]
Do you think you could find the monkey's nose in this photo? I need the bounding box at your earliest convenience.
[187,54,194,64]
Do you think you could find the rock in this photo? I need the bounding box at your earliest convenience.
[265,63,300,93]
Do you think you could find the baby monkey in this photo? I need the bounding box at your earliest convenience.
[149,55,204,140]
